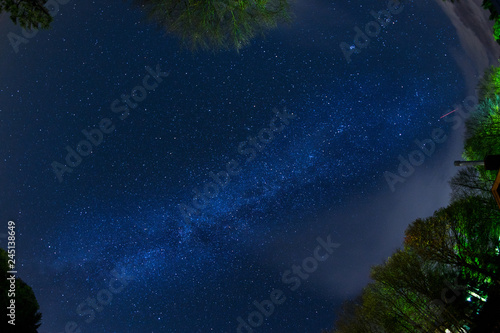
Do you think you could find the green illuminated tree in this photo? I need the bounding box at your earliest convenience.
[133,0,291,51]
[0,0,53,30]
[371,249,471,332]
[477,65,500,100]
[463,95,500,180]
[493,20,500,44]
[328,247,473,333]
[326,63,500,333]
[405,196,500,287]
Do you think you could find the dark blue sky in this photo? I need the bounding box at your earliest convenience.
[0,0,497,332]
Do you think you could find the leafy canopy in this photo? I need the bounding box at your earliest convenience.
[0,0,53,30]
[0,248,43,332]
[134,0,292,51]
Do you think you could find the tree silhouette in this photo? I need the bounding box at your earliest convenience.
[449,166,494,203]
[328,293,386,333]
[0,0,53,30]
[0,248,42,332]
[133,0,291,51]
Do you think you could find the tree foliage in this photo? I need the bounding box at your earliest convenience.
[133,0,292,51]
[405,197,500,294]
[462,96,497,171]
[477,65,500,101]
[0,0,53,30]
[449,166,493,203]
[325,62,500,331]
[462,94,500,181]
[0,248,42,332]
[479,0,500,44]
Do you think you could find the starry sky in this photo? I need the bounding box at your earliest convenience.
[0,0,499,332]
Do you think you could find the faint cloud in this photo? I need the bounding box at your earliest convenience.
[434,0,500,94]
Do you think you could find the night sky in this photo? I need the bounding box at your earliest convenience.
[0,0,499,332]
